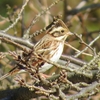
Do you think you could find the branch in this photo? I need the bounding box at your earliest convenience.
[74,34,100,57]
[24,0,62,38]
[61,55,87,66]
[67,3,100,15]
[2,0,30,32]
[66,81,100,100]
[0,31,34,48]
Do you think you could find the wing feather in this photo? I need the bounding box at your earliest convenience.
[34,35,59,58]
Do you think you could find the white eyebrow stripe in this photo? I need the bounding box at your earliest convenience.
[50,26,64,33]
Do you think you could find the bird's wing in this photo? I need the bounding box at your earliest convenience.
[34,35,58,57]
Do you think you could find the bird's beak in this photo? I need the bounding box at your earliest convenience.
[67,31,74,35]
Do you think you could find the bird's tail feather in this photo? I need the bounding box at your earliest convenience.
[0,67,25,81]
[0,73,11,81]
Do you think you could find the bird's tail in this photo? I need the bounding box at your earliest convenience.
[0,67,19,81]
[0,73,11,81]
[0,66,26,81]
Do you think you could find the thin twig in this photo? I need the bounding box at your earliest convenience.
[24,0,62,38]
[75,34,100,57]
[74,33,95,55]
[3,0,30,32]
[65,42,93,57]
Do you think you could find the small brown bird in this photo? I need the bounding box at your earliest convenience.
[0,17,73,80]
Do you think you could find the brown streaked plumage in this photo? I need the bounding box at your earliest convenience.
[0,17,73,80]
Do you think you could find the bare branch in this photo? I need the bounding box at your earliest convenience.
[0,31,34,48]
[2,0,30,32]
[66,81,100,100]
[75,34,100,57]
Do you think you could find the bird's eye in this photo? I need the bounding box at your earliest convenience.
[61,30,64,33]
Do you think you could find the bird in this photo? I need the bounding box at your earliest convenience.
[0,17,73,80]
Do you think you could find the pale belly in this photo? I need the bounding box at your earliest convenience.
[50,43,63,62]
[39,43,64,72]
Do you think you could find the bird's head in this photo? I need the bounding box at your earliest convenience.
[47,17,73,40]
